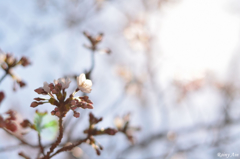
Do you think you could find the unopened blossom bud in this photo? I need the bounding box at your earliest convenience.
[19,56,31,67]
[17,80,26,87]
[114,117,124,129]
[70,106,77,110]
[71,100,78,106]
[5,122,17,132]
[73,111,80,118]
[104,128,118,135]
[48,83,54,90]
[34,87,47,95]
[51,110,56,116]
[30,102,43,108]
[96,149,101,156]
[20,120,31,128]
[72,146,83,158]
[33,97,46,101]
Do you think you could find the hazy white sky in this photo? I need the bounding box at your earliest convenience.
[159,0,240,81]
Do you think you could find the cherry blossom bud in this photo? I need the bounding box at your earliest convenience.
[33,97,46,101]
[17,80,26,87]
[104,128,118,135]
[20,120,31,128]
[19,56,31,67]
[73,111,80,118]
[30,102,43,108]
[34,87,47,95]
[5,122,17,132]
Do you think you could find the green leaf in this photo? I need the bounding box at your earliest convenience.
[42,120,58,129]
[33,111,57,134]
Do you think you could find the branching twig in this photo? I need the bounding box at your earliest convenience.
[49,138,88,158]
[38,133,45,157]
[0,72,7,84]
[45,115,64,158]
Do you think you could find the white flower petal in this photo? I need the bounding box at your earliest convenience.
[84,80,92,87]
[43,82,50,93]
[77,73,92,93]
[79,73,86,84]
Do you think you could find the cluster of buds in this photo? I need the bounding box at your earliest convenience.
[0,110,17,132]
[114,113,140,144]
[0,49,31,90]
[83,31,111,54]
[31,73,93,118]
[83,113,118,155]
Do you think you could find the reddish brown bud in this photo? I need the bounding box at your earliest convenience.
[73,111,80,118]
[34,87,47,95]
[96,149,101,156]
[31,102,39,108]
[70,106,77,110]
[17,80,26,87]
[48,83,54,90]
[33,97,45,101]
[104,128,118,135]
[52,89,58,94]
[20,119,31,128]
[5,122,17,132]
[30,102,43,108]
[51,111,56,115]
[19,56,31,67]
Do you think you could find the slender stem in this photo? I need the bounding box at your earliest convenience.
[3,128,37,148]
[49,138,87,158]
[0,72,7,84]
[45,115,64,158]
[38,133,45,157]
[89,50,95,74]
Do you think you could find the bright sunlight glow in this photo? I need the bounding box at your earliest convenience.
[159,0,240,81]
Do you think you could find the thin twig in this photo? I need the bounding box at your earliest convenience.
[49,138,87,158]
[0,72,7,84]
[45,115,64,158]
[38,133,46,157]
[3,128,37,148]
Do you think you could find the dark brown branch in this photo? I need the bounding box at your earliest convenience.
[45,115,64,158]
[49,138,88,158]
